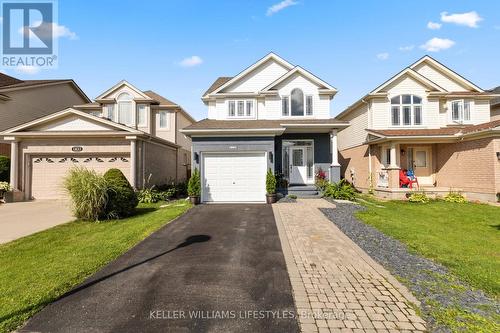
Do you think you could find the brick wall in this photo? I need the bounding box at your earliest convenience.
[339,144,380,190]
[435,138,496,194]
[0,143,10,157]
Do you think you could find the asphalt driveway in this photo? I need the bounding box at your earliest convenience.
[20,204,299,333]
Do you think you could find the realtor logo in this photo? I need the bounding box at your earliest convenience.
[1,0,58,68]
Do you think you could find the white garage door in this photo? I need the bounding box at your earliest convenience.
[202,152,266,203]
[31,155,130,199]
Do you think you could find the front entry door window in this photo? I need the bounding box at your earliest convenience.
[290,148,307,184]
[408,147,432,185]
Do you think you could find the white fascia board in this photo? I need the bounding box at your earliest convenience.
[95,80,153,100]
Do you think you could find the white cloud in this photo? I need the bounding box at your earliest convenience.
[427,21,442,30]
[376,52,389,60]
[420,37,455,52]
[178,56,203,67]
[266,0,298,16]
[15,65,40,75]
[440,11,483,28]
[399,45,415,52]
[19,21,78,40]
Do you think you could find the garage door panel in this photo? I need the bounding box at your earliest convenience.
[202,152,266,203]
[31,155,130,200]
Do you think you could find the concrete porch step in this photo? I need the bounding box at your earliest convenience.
[287,185,320,197]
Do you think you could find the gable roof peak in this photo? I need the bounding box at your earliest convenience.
[95,80,153,100]
[410,55,483,92]
[203,52,295,96]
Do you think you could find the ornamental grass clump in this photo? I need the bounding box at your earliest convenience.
[64,167,109,221]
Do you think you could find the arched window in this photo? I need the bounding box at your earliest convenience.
[291,88,304,116]
[117,92,133,125]
[390,94,422,126]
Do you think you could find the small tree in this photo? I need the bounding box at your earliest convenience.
[103,168,138,218]
[266,168,276,195]
[187,168,201,197]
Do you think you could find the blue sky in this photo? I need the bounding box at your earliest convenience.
[4,0,500,120]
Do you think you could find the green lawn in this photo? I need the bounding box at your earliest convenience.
[356,197,500,297]
[0,200,191,333]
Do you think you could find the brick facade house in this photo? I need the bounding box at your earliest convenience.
[336,56,500,202]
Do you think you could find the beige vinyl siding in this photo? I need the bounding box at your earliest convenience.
[337,103,368,150]
[175,112,193,150]
[0,83,88,131]
[412,62,470,91]
[154,109,176,143]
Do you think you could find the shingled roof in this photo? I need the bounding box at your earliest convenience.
[184,118,348,130]
[203,77,233,96]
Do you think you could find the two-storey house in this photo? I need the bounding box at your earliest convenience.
[336,56,500,202]
[182,53,348,203]
[2,80,195,200]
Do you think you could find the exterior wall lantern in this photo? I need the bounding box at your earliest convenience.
[269,151,274,163]
[193,152,199,164]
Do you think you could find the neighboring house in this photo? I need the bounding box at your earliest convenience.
[1,80,195,200]
[336,56,500,202]
[489,86,500,121]
[181,53,348,203]
[0,73,90,156]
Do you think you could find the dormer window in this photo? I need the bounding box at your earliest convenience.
[390,94,422,126]
[117,92,133,126]
[291,88,304,116]
[227,100,254,118]
[283,89,313,117]
[451,100,471,123]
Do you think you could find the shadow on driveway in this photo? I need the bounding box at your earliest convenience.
[20,204,299,333]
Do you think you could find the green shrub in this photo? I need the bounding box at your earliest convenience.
[444,191,467,203]
[64,167,109,221]
[315,178,329,191]
[408,192,430,203]
[0,156,10,182]
[137,187,174,204]
[288,194,297,199]
[266,168,276,195]
[0,181,10,192]
[187,169,201,197]
[323,179,356,201]
[103,169,138,219]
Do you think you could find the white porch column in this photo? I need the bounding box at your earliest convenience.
[330,129,339,166]
[329,129,340,182]
[129,137,137,189]
[389,142,399,168]
[9,140,19,190]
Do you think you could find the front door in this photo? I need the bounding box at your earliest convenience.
[290,148,307,184]
[409,147,433,185]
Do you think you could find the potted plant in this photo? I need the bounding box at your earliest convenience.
[0,181,10,201]
[187,168,201,205]
[266,168,277,204]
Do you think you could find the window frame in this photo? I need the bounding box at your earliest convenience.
[117,92,134,126]
[282,96,290,116]
[450,99,472,123]
[305,95,313,116]
[290,88,305,117]
[390,94,423,127]
[137,104,147,127]
[226,99,255,119]
[158,110,169,129]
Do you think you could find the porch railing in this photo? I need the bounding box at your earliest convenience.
[377,170,389,188]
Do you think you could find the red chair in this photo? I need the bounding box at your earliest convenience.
[399,170,410,188]
[400,169,419,189]
[406,169,419,189]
